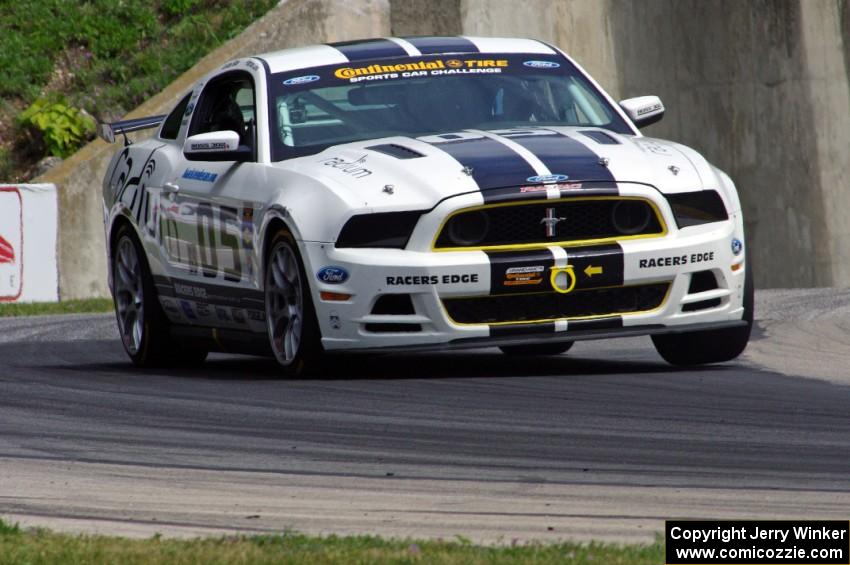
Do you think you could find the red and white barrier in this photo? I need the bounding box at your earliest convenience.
[0,184,58,303]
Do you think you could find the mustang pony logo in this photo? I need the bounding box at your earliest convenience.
[0,235,14,264]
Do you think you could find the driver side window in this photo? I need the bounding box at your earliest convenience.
[190,73,256,153]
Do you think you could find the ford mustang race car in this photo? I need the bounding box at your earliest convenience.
[99,36,752,374]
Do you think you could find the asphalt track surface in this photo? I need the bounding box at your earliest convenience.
[1,289,850,543]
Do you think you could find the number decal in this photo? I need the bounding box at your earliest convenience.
[219,206,242,283]
[161,197,251,283]
[196,202,218,278]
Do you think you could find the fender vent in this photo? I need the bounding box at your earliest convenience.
[579,130,620,145]
[367,144,425,159]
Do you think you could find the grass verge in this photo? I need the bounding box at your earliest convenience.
[0,519,663,564]
[0,298,114,317]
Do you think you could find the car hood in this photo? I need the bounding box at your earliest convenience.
[276,127,712,211]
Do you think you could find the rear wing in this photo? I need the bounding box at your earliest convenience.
[98,114,167,144]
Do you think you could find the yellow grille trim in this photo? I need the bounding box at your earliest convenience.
[432,196,668,252]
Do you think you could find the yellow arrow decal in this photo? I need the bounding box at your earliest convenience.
[584,265,603,277]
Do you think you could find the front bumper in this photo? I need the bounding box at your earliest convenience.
[302,190,747,352]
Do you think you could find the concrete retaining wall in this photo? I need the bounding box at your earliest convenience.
[36,0,850,297]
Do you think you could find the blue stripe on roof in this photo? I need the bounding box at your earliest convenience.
[404,36,479,55]
[329,39,408,61]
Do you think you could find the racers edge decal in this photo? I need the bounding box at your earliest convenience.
[638,251,715,269]
[385,273,479,286]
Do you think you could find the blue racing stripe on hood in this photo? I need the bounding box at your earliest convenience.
[404,36,479,54]
[423,135,537,190]
[329,39,408,61]
[508,131,615,183]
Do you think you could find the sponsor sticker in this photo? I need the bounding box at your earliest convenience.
[731,238,743,255]
[283,75,320,86]
[638,251,715,269]
[526,174,569,184]
[329,312,341,330]
[523,60,560,69]
[333,58,509,83]
[385,273,479,286]
[317,266,350,284]
[504,265,544,286]
[319,155,372,179]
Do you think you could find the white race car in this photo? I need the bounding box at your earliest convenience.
[100,36,752,374]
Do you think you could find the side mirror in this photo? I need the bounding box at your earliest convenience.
[619,96,665,128]
[183,130,252,162]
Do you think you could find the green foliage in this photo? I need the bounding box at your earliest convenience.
[0,519,20,536]
[0,527,665,564]
[0,298,114,317]
[19,97,95,158]
[0,0,277,177]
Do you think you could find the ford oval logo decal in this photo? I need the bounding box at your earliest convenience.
[317,266,349,284]
[523,60,560,69]
[527,174,570,184]
[283,75,320,86]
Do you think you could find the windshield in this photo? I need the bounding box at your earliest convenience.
[268,54,632,161]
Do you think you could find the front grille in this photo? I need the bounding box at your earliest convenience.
[434,198,664,250]
[443,283,669,325]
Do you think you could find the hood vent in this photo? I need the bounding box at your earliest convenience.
[367,143,425,159]
[579,130,620,145]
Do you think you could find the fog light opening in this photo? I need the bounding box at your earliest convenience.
[447,210,490,247]
[612,200,651,235]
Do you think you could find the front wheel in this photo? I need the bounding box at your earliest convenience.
[652,265,754,366]
[264,230,322,376]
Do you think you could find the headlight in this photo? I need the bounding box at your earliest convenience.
[336,211,424,249]
[666,190,728,228]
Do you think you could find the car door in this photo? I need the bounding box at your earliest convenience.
[158,71,264,327]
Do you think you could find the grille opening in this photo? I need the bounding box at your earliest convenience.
[365,323,422,333]
[371,294,415,315]
[682,298,722,312]
[688,270,718,293]
[435,198,663,249]
[443,284,668,325]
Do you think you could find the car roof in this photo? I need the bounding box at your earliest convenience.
[255,36,558,74]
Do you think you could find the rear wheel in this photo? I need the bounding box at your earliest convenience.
[652,265,754,366]
[112,225,207,367]
[264,229,322,376]
[499,341,574,356]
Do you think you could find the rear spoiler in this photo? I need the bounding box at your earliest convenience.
[98,114,167,144]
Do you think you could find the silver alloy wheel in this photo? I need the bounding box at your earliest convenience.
[265,241,304,365]
[114,237,144,355]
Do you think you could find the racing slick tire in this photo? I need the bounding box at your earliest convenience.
[499,342,574,356]
[651,265,754,366]
[112,225,208,367]
[264,228,322,376]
